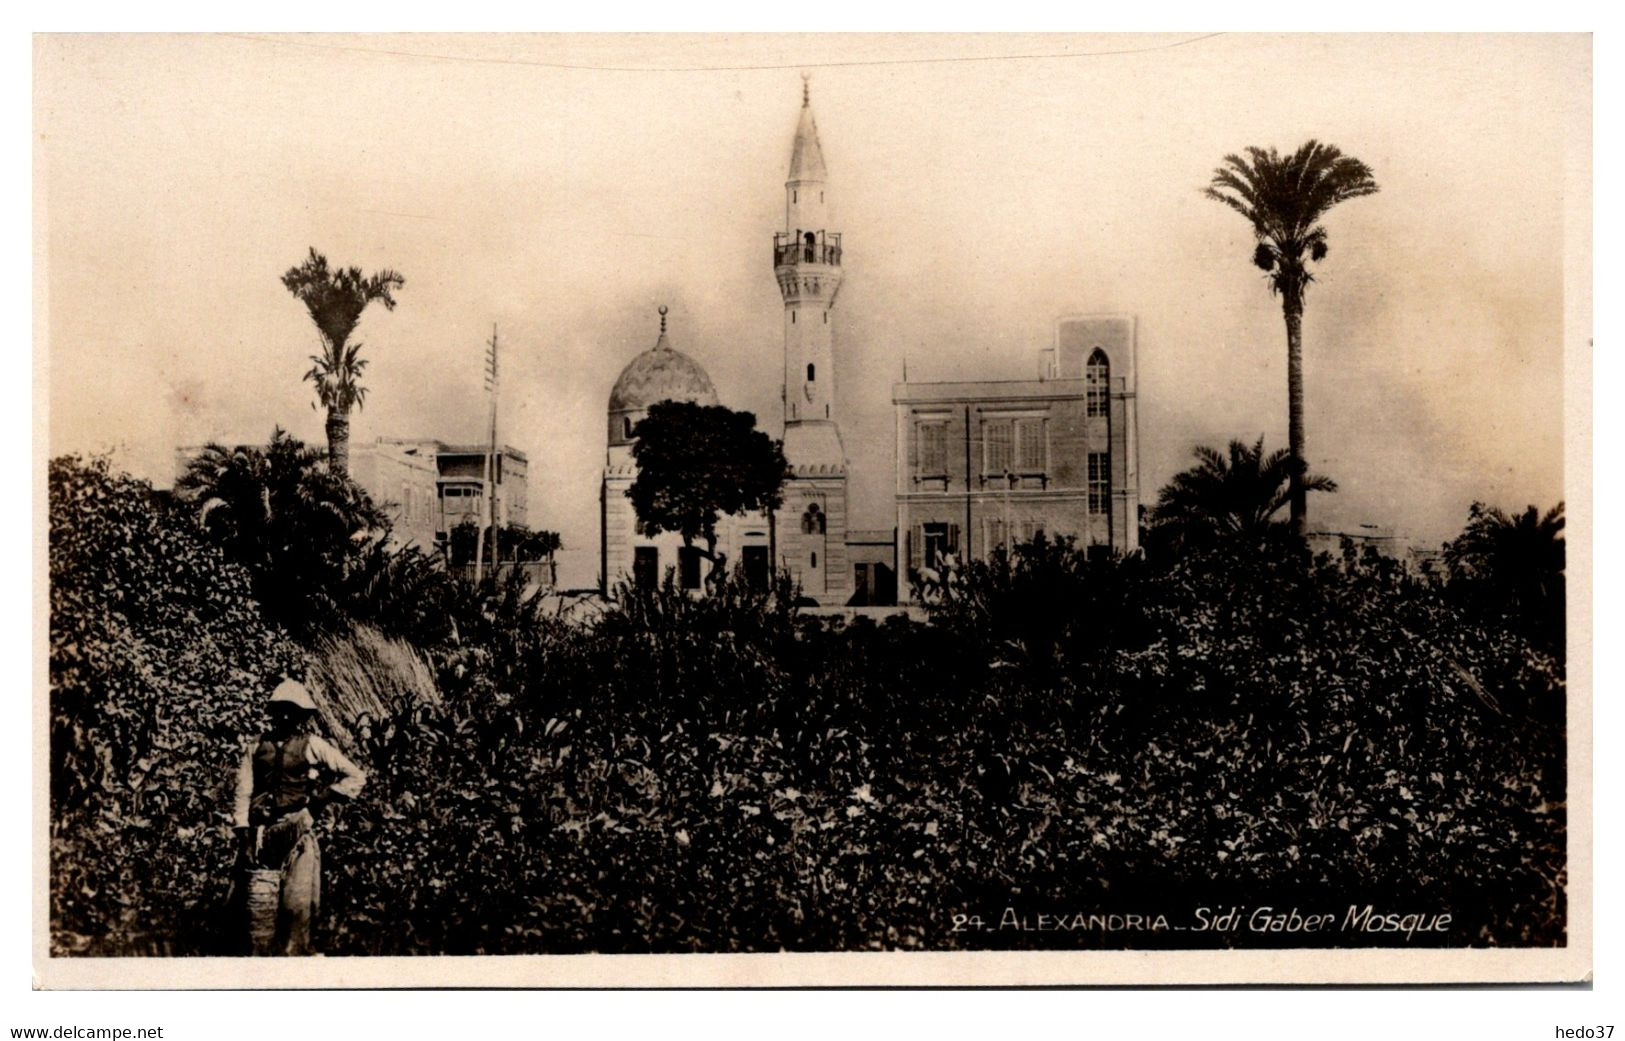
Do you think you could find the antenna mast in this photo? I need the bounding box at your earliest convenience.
[474,325,500,582]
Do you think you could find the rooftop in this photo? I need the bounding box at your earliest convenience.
[892,377,1090,404]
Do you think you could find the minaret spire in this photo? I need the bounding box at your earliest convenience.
[774,80,845,470]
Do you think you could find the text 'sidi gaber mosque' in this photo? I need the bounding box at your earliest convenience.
[601,83,1140,606]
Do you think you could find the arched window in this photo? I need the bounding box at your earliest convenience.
[622,416,634,439]
[801,502,825,535]
[807,363,816,382]
[1086,349,1110,417]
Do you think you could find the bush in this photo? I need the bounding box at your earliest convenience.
[50,455,1566,954]
[49,456,303,954]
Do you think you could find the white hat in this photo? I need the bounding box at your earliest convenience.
[268,678,318,712]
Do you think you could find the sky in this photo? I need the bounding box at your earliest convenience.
[37,33,1588,584]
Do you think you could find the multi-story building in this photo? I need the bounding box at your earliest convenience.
[893,315,1140,590]
[430,442,528,537]
[348,438,443,550]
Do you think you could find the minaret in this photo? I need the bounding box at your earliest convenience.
[775,75,846,469]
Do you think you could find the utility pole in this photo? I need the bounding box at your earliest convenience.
[474,325,500,583]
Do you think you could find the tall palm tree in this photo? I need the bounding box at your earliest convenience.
[1148,437,1336,555]
[281,248,405,475]
[1204,142,1378,536]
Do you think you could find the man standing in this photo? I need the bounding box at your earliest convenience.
[232,679,366,956]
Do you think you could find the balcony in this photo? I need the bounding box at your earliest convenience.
[774,231,842,268]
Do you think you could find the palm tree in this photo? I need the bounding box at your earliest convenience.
[1204,142,1378,536]
[281,248,405,475]
[1445,501,1565,644]
[175,428,386,629]
[1148,437,1336,555]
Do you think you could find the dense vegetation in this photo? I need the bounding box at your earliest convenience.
[48,448,1566,955]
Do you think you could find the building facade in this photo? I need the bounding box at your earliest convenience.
[351,438,529,552]
[600,309,773,596]
[348,438,442,550]
[893,315,1139,593]
[431,443,529,536]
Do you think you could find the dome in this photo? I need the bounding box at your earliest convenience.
[609,341,720,413]
[608,308,719,449]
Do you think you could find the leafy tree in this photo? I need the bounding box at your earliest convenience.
[174,429,386,633]
[1205,142,1378,535]
[626,401,790,581]
[1146,437,1336,557]
[447,520,562,567]
[1445,501,1566,650]
[281,248,405,475]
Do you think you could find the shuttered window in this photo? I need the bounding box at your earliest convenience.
[918,421,948,476]
[1015,419,1044,471]
[983,419,1012,476]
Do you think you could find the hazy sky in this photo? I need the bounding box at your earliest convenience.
[38,33,1587,581]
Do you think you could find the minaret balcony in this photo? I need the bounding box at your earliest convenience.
[773,231,842,269]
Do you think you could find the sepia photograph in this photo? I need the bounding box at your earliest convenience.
[32,31,1591,988]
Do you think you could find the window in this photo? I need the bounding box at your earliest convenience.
[1088,452,1111,514]
[679,546,702,590]
[985,517,1008,554]
[807,363,816,382]
[801,503,825,535]
[623,416,634,439]
[633,546,659,588]
[810,551,818,569]
[1015,418,1045,472]
[983,419,1012,476]
[1087,349,1110,418]
[917,421,947,476]
[742,545,769,591]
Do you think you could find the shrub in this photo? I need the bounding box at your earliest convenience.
[50,454,1567,954]
[49,456,303,954]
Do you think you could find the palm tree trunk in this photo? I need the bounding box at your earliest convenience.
[1282,291,1306,537]
[326,407,351,476]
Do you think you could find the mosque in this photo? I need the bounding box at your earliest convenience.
[600,83,1140,605]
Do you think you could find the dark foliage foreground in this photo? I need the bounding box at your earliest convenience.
[50,457,1565,955]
